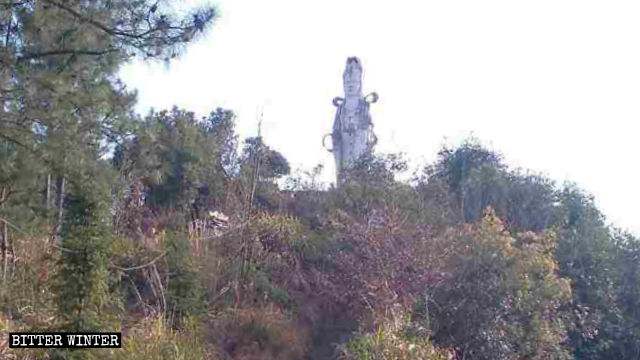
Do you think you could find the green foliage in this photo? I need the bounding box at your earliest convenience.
[241,136,291,181]
[238,136,291,211]
[57,220,113,332]
[433,137,504,202]
[331,153,413,217]
[426,138,640,358]
[114,107,236,225]
[107,316,205,360]
[285,164,326,191]
[553,185,634,359]
[57,165,118,332]
[428,139,559,231]
[344,153,408,187]
[1,6,639,357]
[604,230,640,358]
[1,0,217,236]
[165,231,206,322]
[339,316,451,360]
[423,209,573,359]
[251,213,304,253]
[251,265,297,311]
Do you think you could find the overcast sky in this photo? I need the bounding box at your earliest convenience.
[119,0,640,235]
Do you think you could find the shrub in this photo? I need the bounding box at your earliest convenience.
[165,231,207,323]
[423,208,573,359]
[339,311,451,360]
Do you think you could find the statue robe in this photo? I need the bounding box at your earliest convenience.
[331,97,374,178]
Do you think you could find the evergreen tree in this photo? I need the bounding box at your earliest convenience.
[0,0,217,231]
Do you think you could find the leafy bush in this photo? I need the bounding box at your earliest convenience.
[423,208,573,359]
[339,312,451,360]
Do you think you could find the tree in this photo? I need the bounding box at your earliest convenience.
[0,0,219,340]
[0,0,217,233]
[553,184,622,359]
[113,107,237,235]
[433,138,504,213]
[429,139,558,232]
[333,153,411,218]
[241,136,291,182]
[238,136,290,211]
[606,230,640,358]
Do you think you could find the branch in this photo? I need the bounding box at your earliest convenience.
[0,131,31,150]
[110,251,167,272]
[51,243,80,254]
[43,0,201,41]
[210,283,231,303]
[0,188,11,206]
[218,162,247,201]
[17,48,120,62]
[43,0,136,38]
[0,1,33,6]
[200,220,250,242]
[0,217,79,254]
[0,217,31,236]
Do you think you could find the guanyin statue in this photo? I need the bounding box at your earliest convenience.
[323,57,378,184]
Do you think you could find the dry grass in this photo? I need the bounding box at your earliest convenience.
[337,310,453,360]
[0,233,60,360]
[205,306,309,360]
[113,315,204,360]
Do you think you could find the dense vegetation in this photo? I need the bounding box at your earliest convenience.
[1,1,639,359]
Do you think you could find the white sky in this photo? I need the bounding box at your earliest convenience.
[119,0,640,235]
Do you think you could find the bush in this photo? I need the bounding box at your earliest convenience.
[165,231,207,323]
[57,222,114,332]
[339,312,451,360]
[423,208,573,359]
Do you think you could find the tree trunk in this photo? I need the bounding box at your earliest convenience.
[44,174,51,209]
[1,220,7,281]
[53,176,65,243]
[0,187,8,206]
[1,186,7,281]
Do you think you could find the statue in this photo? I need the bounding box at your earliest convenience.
[323,57,378,184]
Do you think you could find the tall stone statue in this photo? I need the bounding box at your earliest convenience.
[323,57,378,184]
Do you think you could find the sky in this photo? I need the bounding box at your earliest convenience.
[119,0,640,235]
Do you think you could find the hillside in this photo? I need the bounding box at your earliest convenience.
[1,2,639,359]
[2,113,640,359]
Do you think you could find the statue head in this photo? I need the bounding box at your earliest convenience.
[343,57,362,98]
